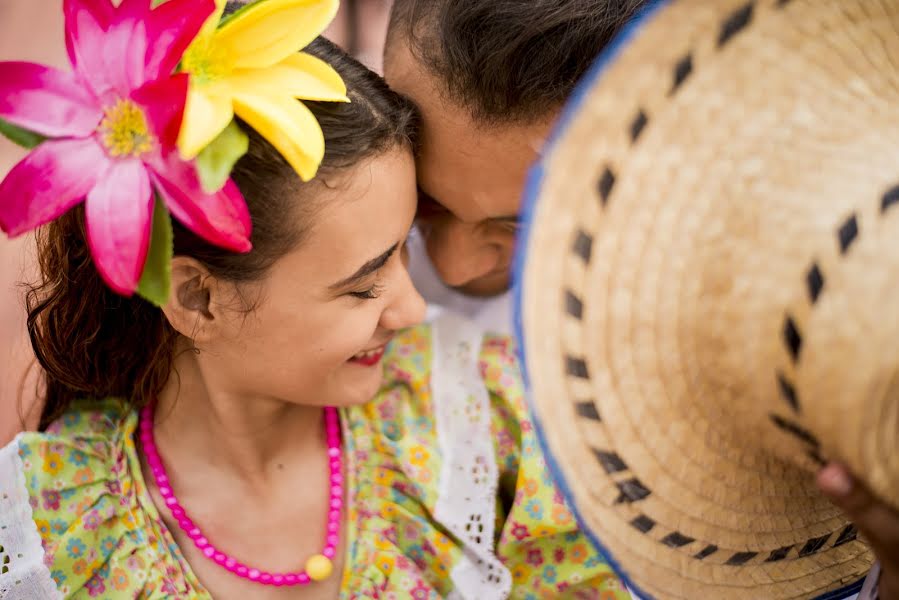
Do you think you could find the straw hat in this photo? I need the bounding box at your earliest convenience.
[515,0,899,598]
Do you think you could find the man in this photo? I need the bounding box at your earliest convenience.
[384,0,647,333]
[383,1,898,597]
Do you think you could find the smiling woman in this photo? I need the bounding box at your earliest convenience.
[0,1,627,598]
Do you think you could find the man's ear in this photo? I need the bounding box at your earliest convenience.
[162,257,221,343]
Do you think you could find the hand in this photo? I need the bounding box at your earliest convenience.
[818,463,899,600]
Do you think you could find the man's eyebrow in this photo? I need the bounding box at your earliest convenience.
[329,243,399,291]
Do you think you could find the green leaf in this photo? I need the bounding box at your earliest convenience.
[0,117,45,149]
[195,120,249,193]
[136,196,174,307]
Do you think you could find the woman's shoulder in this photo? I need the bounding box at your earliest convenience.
[15,398,136,504]
[2,400,193,598]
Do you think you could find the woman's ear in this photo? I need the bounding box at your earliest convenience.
[162,257,220,343]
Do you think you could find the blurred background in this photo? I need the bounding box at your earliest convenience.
[0,0,393,444]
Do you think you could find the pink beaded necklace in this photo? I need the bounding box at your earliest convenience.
[138,404,343,587]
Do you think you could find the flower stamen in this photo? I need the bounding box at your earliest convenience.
[98,99,154,158]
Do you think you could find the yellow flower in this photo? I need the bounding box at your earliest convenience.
[178,0,348,181]
[376,553,396,575]
[408,445,430,467]
[42,451,63,475]
[431,533,454,552]
[34,519,52,540]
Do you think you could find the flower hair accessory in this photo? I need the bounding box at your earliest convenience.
[0,0,346,305]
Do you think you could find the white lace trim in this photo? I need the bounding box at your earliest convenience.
[430,313,512,600]
[0,437,61,599]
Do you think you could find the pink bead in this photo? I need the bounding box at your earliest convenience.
[203,546,215,558]
[165,497,178,507]
[329,510,340,521]
[214,553,226,564]
[331,485,342,497]
[157,474,168,485]
[329,460,341,471]
[330,497,342,509]
[324,546,336,559]
[327,534,339,546]
[327,447,340,458]
[188,527,202,539]
[272,574,284,586]
[195,537,208,549]
[260,573,272,584]
[158,486,171,497]
[284,574,298,585]
[171,507,184,519]
[225,557,237,569]
[248,569,260,580]
[237,565,248,576]
[328,521,339,533]
[178,518,192,530]
[330,473,343,485]
[298,573,311,585]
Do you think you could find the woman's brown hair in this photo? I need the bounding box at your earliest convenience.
[26,35,418,429]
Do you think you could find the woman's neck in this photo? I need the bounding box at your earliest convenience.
[152,341,326,486]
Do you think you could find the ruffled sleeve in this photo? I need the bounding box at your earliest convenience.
[15,399,207,598]
[480,334,631,598]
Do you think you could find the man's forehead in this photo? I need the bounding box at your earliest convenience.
[385,41,555,221]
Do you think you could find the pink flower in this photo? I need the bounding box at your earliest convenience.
[510,522,530,541]
[0,0,252,295]
[525,548,544,567]
[41,489,61,511]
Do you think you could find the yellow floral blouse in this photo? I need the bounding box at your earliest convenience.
[0,316,629,599]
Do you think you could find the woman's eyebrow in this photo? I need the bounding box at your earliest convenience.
[329,243,399,291]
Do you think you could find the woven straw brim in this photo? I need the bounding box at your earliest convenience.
[518,0,899,598]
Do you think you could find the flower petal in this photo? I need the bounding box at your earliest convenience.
[69,6,127,98]
[232,89,324,181]
[177,85,235,159]
[0,62,101,138]
[70,3,149,98]
[0,138,107,236]
[130,73,189,151]
[64,0,114,68]
[229,52,347,102]
[198,0,228,43]
[144,0,215,80]
[215,0,339,70]
[149,152,252,252]
[85,159,153,295]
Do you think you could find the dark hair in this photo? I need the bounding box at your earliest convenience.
[387,0,648,124]
[27,35,418,429]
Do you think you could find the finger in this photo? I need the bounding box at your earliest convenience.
[818,463,899,549]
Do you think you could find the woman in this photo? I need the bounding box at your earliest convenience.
[0,1,628,598]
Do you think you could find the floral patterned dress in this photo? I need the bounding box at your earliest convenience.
[0,315,630,599]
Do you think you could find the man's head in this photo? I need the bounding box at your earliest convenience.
[385,0,647,296]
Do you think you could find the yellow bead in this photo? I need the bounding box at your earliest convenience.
[305,554,333,581]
